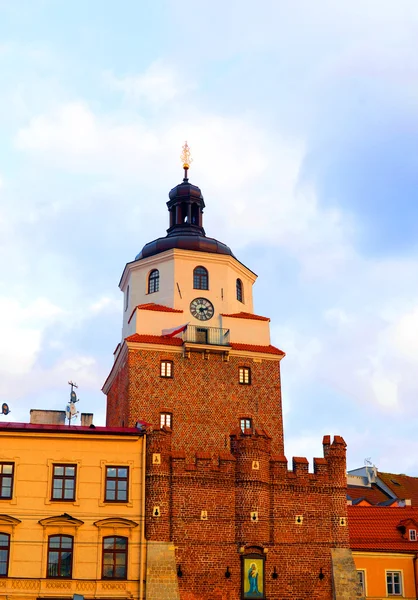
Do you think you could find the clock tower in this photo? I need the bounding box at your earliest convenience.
[104,143,285,456]
[103,145,358,600]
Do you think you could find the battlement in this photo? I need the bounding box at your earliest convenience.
[146,430,347,488]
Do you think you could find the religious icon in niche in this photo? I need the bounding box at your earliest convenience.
[242,555,265,598]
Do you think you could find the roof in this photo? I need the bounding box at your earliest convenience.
[348,506,418,552]
[230,342,285,356]
[0,422,147,436]
[128,303,183,324]
[347,484,393,505]
[124,335,284,355]
[378,471,418,505]
[221,312,270,322]
[125,334,184,346]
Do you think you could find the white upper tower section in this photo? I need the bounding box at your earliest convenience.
[118,146,271,347]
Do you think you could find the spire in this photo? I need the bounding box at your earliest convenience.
[180,141,193,182]
[166,142,205,237]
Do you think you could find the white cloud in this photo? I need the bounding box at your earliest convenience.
[104,61,188,107]
[90,296,120,314]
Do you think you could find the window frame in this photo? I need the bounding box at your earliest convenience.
[47,534,74,579]
[386,570,402,596]
[105,466,129,503]
[236,278,244,303]
[409,529,417,541]
[239,367,251,385]
[0,463,14,500]
[0,533,10,577]
[240,418,252,432]
[102,536,128,580]
[193,266,209,290]
[160,412,172,429]
[51,464,77,502]
[124,285,129,312]
[148,269,160,294]
[160,360,173,378]
[357,569,366,595]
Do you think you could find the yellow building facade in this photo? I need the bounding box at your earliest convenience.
[0,422,146,600]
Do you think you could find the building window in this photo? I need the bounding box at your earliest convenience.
[387,571,402,595]
[193,266,208,290]
[102,536,128,579]
[0,463,14,499]
[47,535,73,578]
[51,464,76,501]
[160,360,173,378]
[148,269,159,294]
[240,418,252,432]
[236,278,244,302]
[0,534,10,577]
[239,367,251,385]
[124,285,129,311]
[357,570,365,594]
[105,467,129,502]
[160,413,172,429]
[410,529,417,541]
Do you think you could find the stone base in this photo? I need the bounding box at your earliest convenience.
[146,541,180,600]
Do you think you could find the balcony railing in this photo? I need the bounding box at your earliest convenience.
[182,325,230,346]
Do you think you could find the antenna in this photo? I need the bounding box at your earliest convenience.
[66,381,80,426]
[364,457,372,466]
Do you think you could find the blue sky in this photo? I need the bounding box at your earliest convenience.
[1,0,418,474]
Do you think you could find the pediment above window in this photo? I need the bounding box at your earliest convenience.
[0,514,21,526]
[94,517,138,529]
[38,513,84,527]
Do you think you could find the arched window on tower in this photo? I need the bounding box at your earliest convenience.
[193,266,208,290]
[148,270,159,294]
[236,279,244,303]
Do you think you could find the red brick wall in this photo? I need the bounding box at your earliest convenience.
[107,346,284,456]
[144,429,349,600]
[106,343,350,600]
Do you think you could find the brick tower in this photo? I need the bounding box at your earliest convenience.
[103,146,362,600]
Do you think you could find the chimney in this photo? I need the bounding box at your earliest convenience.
[80,413,93,427]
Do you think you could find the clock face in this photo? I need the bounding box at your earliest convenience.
[190,297,214,321]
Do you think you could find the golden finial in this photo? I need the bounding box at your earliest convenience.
[180,141,193,180]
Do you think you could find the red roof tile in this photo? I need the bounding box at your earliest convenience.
[128,303,183,323]
[230,342,285,356]
[0,422,146,436]
[125,334,183,346]
[347,484,392,505]
[221,312,270,322]
[348,506,418,552]
[378,472,418,506]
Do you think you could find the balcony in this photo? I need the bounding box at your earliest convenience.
[182,325,230,347]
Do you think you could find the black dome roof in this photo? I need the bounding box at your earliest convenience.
[135,176,235,261]
[135,234,234,261]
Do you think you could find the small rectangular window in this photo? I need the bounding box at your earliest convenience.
[240,418,252,432]
[105,466,129,502]
[47,535,73,578]
[160,413,172,429]
[357,570,365,594]
[387,571,402,595]
[52,464,76,501]
[160,360,173,378]
[0,534,10,576]
[102,536,128,579]
[239,367,251,385]
[0,463,14,499]
[410,529,417,541]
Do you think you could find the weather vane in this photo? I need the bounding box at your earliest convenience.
[180,141,193,181]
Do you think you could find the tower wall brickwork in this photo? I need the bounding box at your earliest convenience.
[107,346,284,456]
